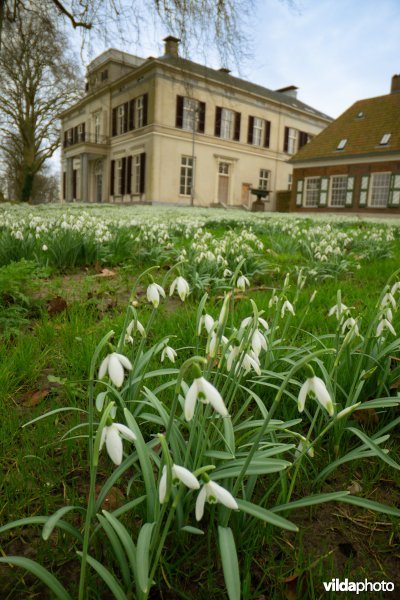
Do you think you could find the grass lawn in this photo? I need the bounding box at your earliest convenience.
[0,205,399,599]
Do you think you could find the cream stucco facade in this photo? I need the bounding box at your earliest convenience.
[60,38,331,210]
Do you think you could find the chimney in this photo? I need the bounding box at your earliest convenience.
[391,74,400,93]
[276,85,298,99]
[219,68,231,74]
[163,36,180,57]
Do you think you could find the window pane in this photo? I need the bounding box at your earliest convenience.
[305,177,320,207]
[370,173,391,207]
[330,175,347,207]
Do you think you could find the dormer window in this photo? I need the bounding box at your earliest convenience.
[337,139,347,150]
[356,111,364,119]
[380,133,391,145]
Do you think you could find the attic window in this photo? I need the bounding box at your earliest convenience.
[356,111,364,119]
[380,133,391,145]
[337,139,347,150]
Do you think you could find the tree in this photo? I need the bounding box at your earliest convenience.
[0,1,256,66]
[0,7,81,202]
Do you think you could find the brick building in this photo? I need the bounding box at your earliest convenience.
[289,75,400,213]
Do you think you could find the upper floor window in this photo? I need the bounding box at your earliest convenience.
[248,116,271,147]
[118,105,125,135]
[284,127,298,154]
[101,69,108,81]
[94,112,101,143]
[369,172,391,208]
[112,94,148,136]
[259,169,270,191]
[176,96,205,133]
[215,107,241,141]
[304,177,320,207]
[380,133,391,146]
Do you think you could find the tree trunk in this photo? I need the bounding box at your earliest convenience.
[20,169,35,203]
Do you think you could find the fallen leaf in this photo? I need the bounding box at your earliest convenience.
[353,407,379,428]
[47,296,67,316]
[21,389,50,407]
[96,268,116,278]
[95,485,124,511]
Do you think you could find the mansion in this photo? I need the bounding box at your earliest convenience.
[60,37,331,210]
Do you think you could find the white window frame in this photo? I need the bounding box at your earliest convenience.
[135,96,144,129]
[94,112,101,143]
[287,173,292,191]
[132,154,141,194]
[182,97,200,132]
[253,118,265,146]
[118,106,125,135]
[380,133,391,146]
[287,128,298,154]
[329,175,348,208]
[116,159,123,195]
[180,156,193,196]
[337,138,347,150]
[368,172,391,208]
[259,169,270,191]
[220,109,234,140]
[304,177,320,207]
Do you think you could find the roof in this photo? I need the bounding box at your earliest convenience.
[87,49,145,73]
[156,54,331,121]
[290,92,400,163]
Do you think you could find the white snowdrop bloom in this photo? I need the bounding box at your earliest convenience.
[161,345,177,363]
[223,268,232,278]
[98,352,133,388]
[195,481,238,521]
[159,464,200,503]
[295,439,314,458]
[380,292,396,310]
[281,300,295,319]
[147,283,166,308]
[376,319,396,338]
[268,294,279,308]
[310,290,317,303]
[341,317,360,336]
[125,319,146,343]
[100,423,136,465]
[241,351,261,376]
[42,244,48,251]
[390,282,400,295]
[382,307,393,322]
[226,345,240,371]
[184,376,228,421]
[198,314,215,335]
[251,329,267,357]
[169,276,190,301]
[298,376,334,417]
[236,275,250,291]
[207,333,228,357]
[328,302,349,319]
[240,316,269,332]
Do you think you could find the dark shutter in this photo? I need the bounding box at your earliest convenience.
[284,126,289,152]
[298,131,308,149]
[127,156,132,194]
[121,157,127,194]
[247,116,254,144]
[198,101,206,133]
[73,127,78,144]
[139,152,146,194]
[215,106,222,137]
[143,93,148,126]
[110,160,115,195]
[264,120,271,148]
[62,172,66,199]
[176,95,184,128]
[82,122,86,142]
[123,102,129,133]
[63,131,68,148]
[129,99,135,130]
[234,112,241,141]
[72,169,77,199]
[112,108,117,136]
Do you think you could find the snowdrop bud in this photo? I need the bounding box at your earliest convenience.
[336,403,361,419]
[236,275,250,291]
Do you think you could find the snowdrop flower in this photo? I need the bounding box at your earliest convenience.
[251,329,267,356]
[382,307,393,322]
[341,317,360,338]
[169,276,190,301]
[298,376,334,417]
[281,300,295,319]
[125,318,146,343]
[223,268,232,277]
[208,333,228,357]
[268,294,279,308]
[195,480,238,521]
[184,376,228,421]
[295,438,314,458]
[161,345,177,363]
[236,275,250,291]
[98,352,132,387]
[240,316,269,331]
[390,282,400,295]
[376,319,396,337]
[159,464,200,503]
[146,283,166,308]
[100,423,136,465]
[380,292,396,310]
[42,244,48,251]
[241,351,261,376]
[226,344,240,371]
[310,290,317,303]
[198,313,215,335]
[328,302,349,319]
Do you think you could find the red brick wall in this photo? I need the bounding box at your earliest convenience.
[290,160,400,213]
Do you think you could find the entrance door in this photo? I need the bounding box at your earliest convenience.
[218,162,230,205]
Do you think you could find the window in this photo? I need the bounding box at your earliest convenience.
[219,162,230,175]
[253,118,264,146]
[221,109,234,139]
[248,116,271,147]
[304,177,320,207]
[284,127,298,154]
[101,69,108,81]
[134,96,143,129]
[259,169,270,191]
[215,107,240,141]
[380,133,391,145]
[176,96,205,133]
[118,106,125,135]
[116,159,123,195]
[132,154,141,194]
[180,156,193,195]
[369,173,391,208]
[298,131,311,149]
[94,112,101,143]
[288,173,292,191]
[337,138,347,150]
[329,175,348,207]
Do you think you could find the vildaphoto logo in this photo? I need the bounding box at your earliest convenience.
[323,578,395,594]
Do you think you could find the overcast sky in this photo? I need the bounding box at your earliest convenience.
[76,0,400,119]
